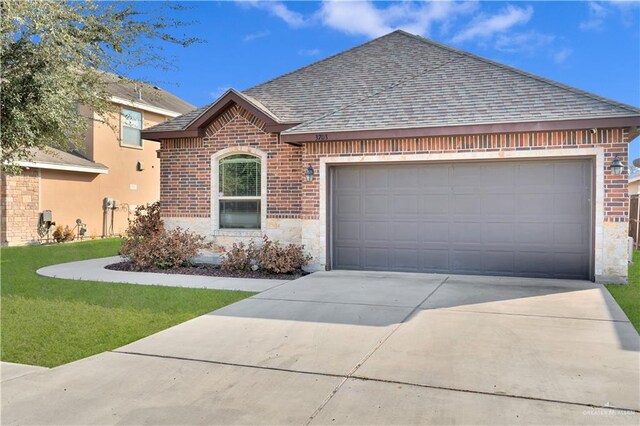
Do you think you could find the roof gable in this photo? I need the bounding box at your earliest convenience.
[142,89,287,140]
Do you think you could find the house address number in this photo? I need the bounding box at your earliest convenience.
[315,133,329,141]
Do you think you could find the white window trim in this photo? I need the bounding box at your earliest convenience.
[211,146,267,235]
[120,108,144,150]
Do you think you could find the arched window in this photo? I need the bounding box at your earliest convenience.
[218,154,261,229]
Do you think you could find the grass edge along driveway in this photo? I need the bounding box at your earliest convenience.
[606,249,640,333]
[1,239,254,368]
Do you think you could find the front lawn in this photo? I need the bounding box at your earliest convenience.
[1,239,254,367]
[606,250,640,333]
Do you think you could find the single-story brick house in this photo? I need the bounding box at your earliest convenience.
[142,30,639,283]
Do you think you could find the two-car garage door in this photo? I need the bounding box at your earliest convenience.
[330,160,592,280]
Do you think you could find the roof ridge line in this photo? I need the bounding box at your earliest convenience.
[243,32,403,94]
[397,31,640,115]
[285,53,467,134]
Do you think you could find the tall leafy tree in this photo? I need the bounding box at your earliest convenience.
[1,0,199,172]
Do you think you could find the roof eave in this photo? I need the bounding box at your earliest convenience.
[13,161,109,174]
[110,96,188,118]
[281,116,640,144]
[141,129,204,142]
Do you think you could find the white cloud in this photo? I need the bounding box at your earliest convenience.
[242,1,307,28]
[318,1,392,37]
[243,30,270,42]
[452,5,534,43]
[494,31,555,54]
[580,2,609,31]
[236,1,565,63]
[317,0,477,38]
[553,47,573,64]
[298,48,321,56]
[580,1,639,31]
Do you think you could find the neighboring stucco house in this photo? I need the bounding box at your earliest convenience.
[1,76,194,245]
[142,30,639,283]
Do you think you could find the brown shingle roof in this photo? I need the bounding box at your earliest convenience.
[103,73,195,115]
[144,30,639,137]
[20,147,108,173]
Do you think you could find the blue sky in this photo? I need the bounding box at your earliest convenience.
[131,1,640,158]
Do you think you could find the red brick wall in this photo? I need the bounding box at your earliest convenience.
[1,169,40,245]
[159,104,302,218]
[301,128,629,222]
[158,104,629,226]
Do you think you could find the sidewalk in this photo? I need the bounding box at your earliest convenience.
[37,256,288,292]
[1,362,48,383]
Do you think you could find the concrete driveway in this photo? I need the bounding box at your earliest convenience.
[2,271,638,425]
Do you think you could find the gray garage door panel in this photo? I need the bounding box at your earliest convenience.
[330,160,592,279]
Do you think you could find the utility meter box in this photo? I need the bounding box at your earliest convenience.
[103,197,114,209]
[42,210,53,222]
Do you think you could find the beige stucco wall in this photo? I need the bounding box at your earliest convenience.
[5,104,171,244]
[628,179,640,195]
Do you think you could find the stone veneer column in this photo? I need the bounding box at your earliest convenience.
[1,169,40,245]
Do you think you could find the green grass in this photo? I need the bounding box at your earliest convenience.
[1,239,254,367]
[606,250,640,333]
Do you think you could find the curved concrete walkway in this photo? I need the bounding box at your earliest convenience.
[37,256,288,292]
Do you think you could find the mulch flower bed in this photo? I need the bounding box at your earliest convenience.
[105,261,307,280]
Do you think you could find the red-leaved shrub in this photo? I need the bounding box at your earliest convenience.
[220,236,311,274]
[220,241,259,272]
[120,202,208,270]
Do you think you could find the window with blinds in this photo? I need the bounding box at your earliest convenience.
[219,154,261,229]
[122,109,142,147]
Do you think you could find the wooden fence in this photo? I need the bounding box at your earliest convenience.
[630,195,639,249]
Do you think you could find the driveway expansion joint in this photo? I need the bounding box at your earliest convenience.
[304,275,451,425]
[348,375,640,414]
[110,350,346,380]
[111,338,640,416]
[443,307,633,323]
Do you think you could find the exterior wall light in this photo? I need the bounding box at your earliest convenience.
[304,164,315,182]
[610,155,624,175]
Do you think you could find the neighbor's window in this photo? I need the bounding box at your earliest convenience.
[219,154,261,229]
[121,108,142,147]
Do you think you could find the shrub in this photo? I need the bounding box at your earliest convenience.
[126,202,163,239]
[52,225,75,243]
[120,202,209,270]
[121,227,207,270]
[220,236,311,274]
[52,225,64,243]
[220,241,259,272]
[63,226,75,242]
[257,236,312,274]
